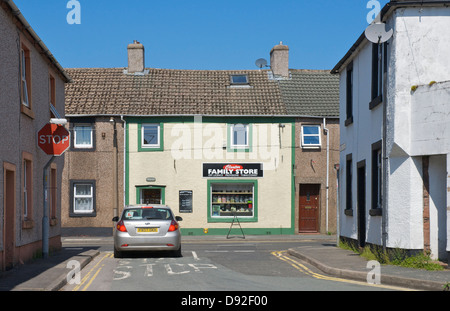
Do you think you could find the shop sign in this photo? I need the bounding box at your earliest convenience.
[203,163,263,178]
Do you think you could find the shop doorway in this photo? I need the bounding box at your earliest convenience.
[299,184,320,233]
[3,164,16,270]
[140,188,162,204]
[357,160,366,248]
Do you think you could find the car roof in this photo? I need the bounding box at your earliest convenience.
[125,204,171,209]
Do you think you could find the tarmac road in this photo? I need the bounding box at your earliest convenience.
[61,236,407,292]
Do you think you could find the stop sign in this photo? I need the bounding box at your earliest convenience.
[38,123,70,156]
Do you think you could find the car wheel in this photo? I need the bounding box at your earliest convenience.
[173,245,182,257]
[114,248,123,258]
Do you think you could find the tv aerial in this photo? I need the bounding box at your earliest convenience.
[365,21,393,44]
[255,58,268,69]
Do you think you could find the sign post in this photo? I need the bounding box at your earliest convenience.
[37,123,70,258]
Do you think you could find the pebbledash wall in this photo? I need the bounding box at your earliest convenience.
[125,116,295,236]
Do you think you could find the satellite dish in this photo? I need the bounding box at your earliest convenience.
[255,58,268,69]
[365,22,393,44]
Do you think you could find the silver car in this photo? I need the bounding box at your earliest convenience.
[112,205,183,258]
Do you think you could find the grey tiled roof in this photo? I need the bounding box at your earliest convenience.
[278,70,339,117]
[64,67,339,117]
[65,68,286,116]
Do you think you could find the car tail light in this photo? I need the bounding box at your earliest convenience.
[117,220,127,232]
[168,220,179,232]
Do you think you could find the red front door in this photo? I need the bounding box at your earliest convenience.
[299,184,320,233]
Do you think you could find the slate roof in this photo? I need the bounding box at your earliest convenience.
[279,70,339,117]
[65,67,339,117]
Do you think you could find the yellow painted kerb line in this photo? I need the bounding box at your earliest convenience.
[271,250,415,291]
[72,252,113,291]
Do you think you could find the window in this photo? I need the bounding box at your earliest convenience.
[229,123,250,150]
[371,141,382,213]
[21,46,31,108]
[138,187,165,205]
[209,181,257,222]
[345,62,353,126]
[49,75,56,118]
[141,123,161,148]
[345,154,353,215]
[301,125,321,148]
[74,125,93,148]
[370,43,385,109]
[71,181,95,215]
[23,156,32,220]
[230,74,249,85]
[122,207,174,221]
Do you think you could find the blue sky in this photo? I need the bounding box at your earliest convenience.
[13,0,389,70]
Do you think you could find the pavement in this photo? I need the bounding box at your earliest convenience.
[0,234,449,291]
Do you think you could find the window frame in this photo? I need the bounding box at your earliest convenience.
[73,124,94,149]
[370,140,383,216]
[370,43,386,109]
[230,74,249,85]
[49,74,56,118]
[20,39,34,119]
[22,152,33,223]
[345,153,353,216]
[207,180,258,223]
[301,125,322,149]
[345,61,353,126]
[228,123,251,152]
[138,123,164,152]
[70,180,96,217]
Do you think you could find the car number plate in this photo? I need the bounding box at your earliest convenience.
[137,228,158,233]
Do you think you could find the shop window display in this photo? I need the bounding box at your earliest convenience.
[210,183,254,218]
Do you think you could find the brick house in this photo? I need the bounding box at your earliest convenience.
[0,0,70,270]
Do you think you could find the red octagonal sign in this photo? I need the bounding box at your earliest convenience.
[38,123,70,156]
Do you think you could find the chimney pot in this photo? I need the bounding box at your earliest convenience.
[127,41,145,73]
[270,42,289,78]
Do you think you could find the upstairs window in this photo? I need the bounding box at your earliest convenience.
[230,123,249,149]
[141,124,160,148]
[74,125,93,149]
[345,62,353,126]
[301,125,321,149]
[49,75,56,118]
[21,45,31,108]
[370,43,386,109]
[230,74,249,85]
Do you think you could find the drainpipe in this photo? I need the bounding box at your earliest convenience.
[323,118,330,233]
[111,117,118,219]
[120,115,127,209]
[42,156,55,259]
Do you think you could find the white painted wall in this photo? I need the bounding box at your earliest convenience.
[338,6,450,257]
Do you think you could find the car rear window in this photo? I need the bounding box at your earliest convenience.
[122,208,173,221]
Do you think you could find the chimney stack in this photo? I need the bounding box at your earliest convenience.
[270,42,289,78]
[127,40,145,73]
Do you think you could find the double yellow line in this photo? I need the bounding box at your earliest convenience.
[72,252,114,291]
[271,250,413,291]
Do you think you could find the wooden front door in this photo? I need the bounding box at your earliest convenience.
[299,184,320,233]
